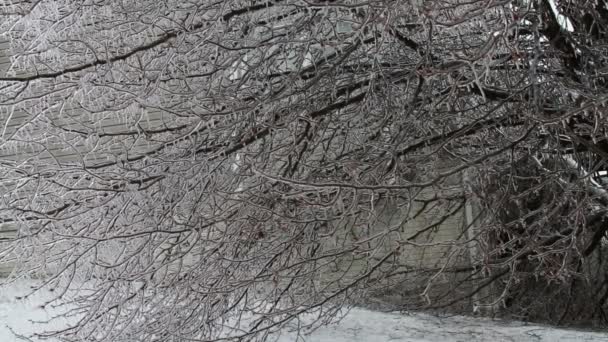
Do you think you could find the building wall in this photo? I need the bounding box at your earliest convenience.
[0,37,473,285]
[0,37,16,275]
[0,37,186,276]
[313,171,472,298]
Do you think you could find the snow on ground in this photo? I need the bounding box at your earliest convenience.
[1,280,607,342]
[0,279,74,341]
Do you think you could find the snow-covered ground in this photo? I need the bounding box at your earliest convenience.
[1,280,607,342]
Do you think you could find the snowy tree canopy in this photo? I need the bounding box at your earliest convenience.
[0,0,608,340]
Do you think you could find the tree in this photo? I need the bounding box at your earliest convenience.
[0,0,607,340]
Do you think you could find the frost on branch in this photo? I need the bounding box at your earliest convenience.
[0,0,608,341]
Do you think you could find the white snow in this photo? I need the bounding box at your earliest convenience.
[546,0,575,32]
[0,280,74,341]
[1,280,607,342]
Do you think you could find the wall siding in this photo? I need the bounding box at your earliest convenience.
[0,37,475,302]
[0,37,14,275]
[0,38,184,276]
